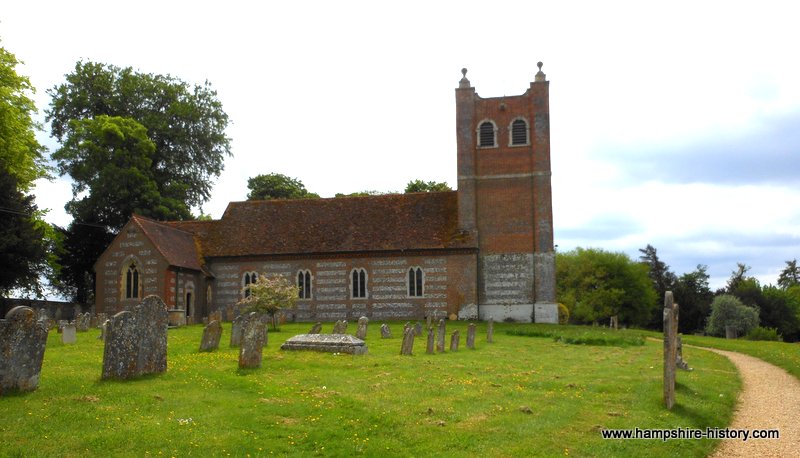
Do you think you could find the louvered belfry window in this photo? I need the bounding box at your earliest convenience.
[511,119,528,145]
[479,121,495,147]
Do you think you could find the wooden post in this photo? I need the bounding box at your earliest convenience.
[663,291,678,409]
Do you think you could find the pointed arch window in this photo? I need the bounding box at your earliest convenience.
[124,261,140,299]
[478,120,497,148]
[351,268,367,299]
[408,267,424,297]
[510,118,529,146]
[297,269,312,299]
[242,271,258,298]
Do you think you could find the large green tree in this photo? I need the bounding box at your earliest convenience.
[705,294,759,338]
[404,179,452,193]
[777,259,800,290]
[672,265,714,333]
[46,60,231,209]
[246,173,320,200]
[556,247,657,327]
[0,44,50,191]
[638,244,678,327]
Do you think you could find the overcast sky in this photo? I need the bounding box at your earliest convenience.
[3,1,799,291]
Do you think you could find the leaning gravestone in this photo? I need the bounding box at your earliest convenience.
[400,326,415,356]
[199,320,222,352]
[450,330,460,352]
[102,295,168,380]
[426,327,435,354]
[466,323,476,349]
[332,320,348,335]
[487,317,494,343]
[309,322,323,334]
[0,306,49,395]
[238,313,266,369]
[380,323,392,338]
[230,314,246,347]
[62,324,77,344]
[663,291,678,410]
[414,322,422,337]
[356,316,369,340]
[436,319,446,353]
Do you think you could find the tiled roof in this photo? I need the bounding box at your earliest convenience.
[132,215,205,271]
[169,191,475,258]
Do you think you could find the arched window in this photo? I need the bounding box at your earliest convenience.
[510,118,529,146]
[351,268,367,299]
[478,120,497,147]
[242,271,258,298]
[297,270,312,299]
[124,261,140,299]
[408,267,424,297]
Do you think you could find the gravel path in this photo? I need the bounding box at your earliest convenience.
[701,348,800,457]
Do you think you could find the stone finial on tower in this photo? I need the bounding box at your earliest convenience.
[535,61,546,82]
[459,68,471,88]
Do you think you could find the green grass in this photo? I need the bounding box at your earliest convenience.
[1,321,740,457]
[678,334,800,380]
[507,323,647,347]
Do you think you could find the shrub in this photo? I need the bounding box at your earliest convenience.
[744,326,783,342]
[558,303,570,325]
[705,294,759,337]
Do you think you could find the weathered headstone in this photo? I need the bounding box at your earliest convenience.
[380,323,392,338]
[487,316,494,343]
[309,322,323,334]
[102,295,168,380]
[239,313,267,369]
[426,327,435,354]
[199,320,222,352]
[414,322,422,337]
[281,334,367,355]
[676,335,692,371]
[332,320,348,335]
[61,324,77,344]
[0,306,49,395]
[98,320,109,341]
[663,291,678,410]
[230,314,246,347]
[466,323,476,349]
[400,326,415,355]
[356,316,369,340]
[57,320,69,333]
[609,315,619,330]
[77,312,91,332]
[426,314,433,330]
[436,319,446,352]
[209,310,222,323]
[450,330,460,352]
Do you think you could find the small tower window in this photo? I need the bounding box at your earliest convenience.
[408,267,424,297]
[297,269,312,299]
[510,118,529,146]
[478,121,496,147]
[351,268,367,299]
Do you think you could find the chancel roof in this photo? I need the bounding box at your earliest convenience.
[131,215,205,271]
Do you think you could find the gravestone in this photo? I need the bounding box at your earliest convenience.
[450,330,460,352]
[676,335,692,371]
[95,313,107,328]
[466,323,476,349]
[239,313,267,369]
[663,292,678,410]
[309,322,323,334]
[230,314,246,347]
[400,326,415,356]
[0,306,49,395]
[61,324,77,344]
[57,320,69,333]
[414,322,422,337]
[380,323,392,338]
[209,310,222,323]
[98,320,109,341]
[436,319,446,353]
[199,320,222,352]
[609,315,619,330]
[281,334,368,355]
[426,314,433,330]
[426,327,435,354]
[77,312,91,332]
[356,316,369,340]
[332,320,348,335]
[102,295,168,380]
[487,317,494,343]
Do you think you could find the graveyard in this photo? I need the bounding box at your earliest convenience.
[0,319,759,457]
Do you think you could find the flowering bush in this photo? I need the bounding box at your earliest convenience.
[236,274,298,329]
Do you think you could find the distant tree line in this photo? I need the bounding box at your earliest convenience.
[246,173,451,200]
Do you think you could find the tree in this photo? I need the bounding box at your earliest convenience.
[0,43,50,192]
[334,190,391,198]
[405,179,452,193]
[237,274,298,330]
[638,244,677,327]
[706,294,759,338]
[47,60,231,209]
[725,263,751,293]
[556,247,657,327]
[672,265,714,333]
[0,168,51,297]
[246,173,320,200]
[777,259,800,289]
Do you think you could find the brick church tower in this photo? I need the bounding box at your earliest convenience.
[456,63,557,323]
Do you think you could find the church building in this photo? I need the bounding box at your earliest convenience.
[93,65,558,323]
